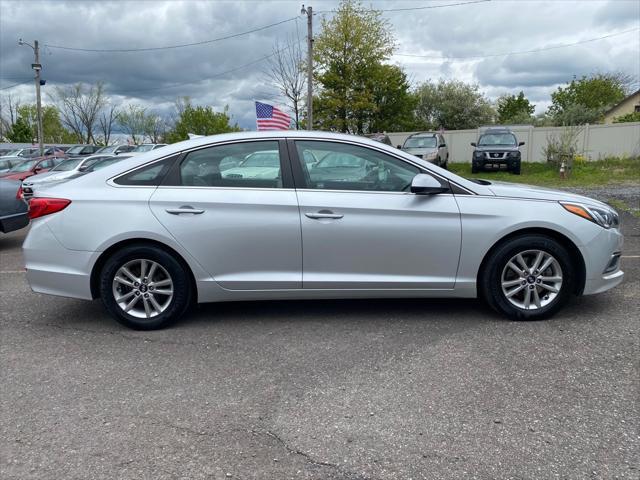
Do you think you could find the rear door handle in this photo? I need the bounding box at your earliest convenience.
[305,211,344,220]
[165,206,205,215]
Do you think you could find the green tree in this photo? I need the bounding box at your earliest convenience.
[313,0,395,133]
[7,117,33,142]
[17,104,77,143]
[415,80,495,130]
[496,91,535,124]
[117,104,149,144]
[613,111,640,123]
[165,102,240,143]
[548,73,629,125]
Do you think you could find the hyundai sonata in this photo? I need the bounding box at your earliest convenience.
[23,131,623,330]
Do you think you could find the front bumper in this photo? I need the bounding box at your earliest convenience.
[581,226,624,295]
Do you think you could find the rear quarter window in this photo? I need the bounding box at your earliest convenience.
[113,156,178,186]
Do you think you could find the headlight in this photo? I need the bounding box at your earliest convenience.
[561,202,620,229]
[474,151,484,158]
[509,151,520,157]
[425,152,437,160]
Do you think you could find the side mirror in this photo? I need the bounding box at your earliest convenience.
[396,145,402,149]
[33,167,42,173]
[410,174,448,195]
[519,141,525,146]
[78,165,88,172]
[470,142,477,147]
[439,144,446,148]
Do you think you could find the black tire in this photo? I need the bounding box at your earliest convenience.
[471,163,480,174]
[512,162,521,175]
[479,235,575,321]
[442,155,449,170]
[99,244,192,330]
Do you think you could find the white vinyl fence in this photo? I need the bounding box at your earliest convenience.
[387,122,640,163]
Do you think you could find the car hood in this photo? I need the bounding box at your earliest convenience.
[486,180,609,208]
[23,171,59,184]
[26,170,76,184]
[0,172,30,181]
[475,145,520,151]
[222,167,279,179]
[403,147,438,155]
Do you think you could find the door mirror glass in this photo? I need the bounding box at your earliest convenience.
[439,144,446,148]
[410,173,448,195]
[519,141,525,146]
[470,142,477,147]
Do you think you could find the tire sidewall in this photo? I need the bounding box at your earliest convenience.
[100,245,191,330]
[482,235,574,320]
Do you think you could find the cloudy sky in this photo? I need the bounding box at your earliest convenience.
[1,0,638,130]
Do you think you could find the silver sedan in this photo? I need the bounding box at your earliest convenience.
[23,131,624,330]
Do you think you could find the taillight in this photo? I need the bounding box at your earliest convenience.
[28,197,71,220]
[16,185,24,200]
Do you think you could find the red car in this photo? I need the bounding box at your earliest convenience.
[0,157,64,181]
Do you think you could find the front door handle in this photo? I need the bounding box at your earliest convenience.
[165,206,205,215]
[305,211,344,220]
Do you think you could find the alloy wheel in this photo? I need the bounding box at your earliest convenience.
[112,259,174,319]
[500,249,563,310]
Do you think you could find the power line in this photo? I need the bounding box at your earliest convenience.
[0,79,32,91]
[43,16,299,53]
[315,0,490,14]
[395,27,640,60]
[121,43,302,94]
[41,1,492,54]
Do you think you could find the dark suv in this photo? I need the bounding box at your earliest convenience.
[471,128,524,174]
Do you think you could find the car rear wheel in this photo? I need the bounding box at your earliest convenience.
[480,235,575,320]
[99,245,192,330]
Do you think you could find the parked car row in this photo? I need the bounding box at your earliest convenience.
[0,143,167,234]
[0,143,166,181]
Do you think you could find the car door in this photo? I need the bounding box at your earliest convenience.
[289,139,462,289]
[149,139,302,290]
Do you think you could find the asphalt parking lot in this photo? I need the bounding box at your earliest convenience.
[1,213,638,479]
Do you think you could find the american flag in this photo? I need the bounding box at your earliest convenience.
[255,101,291,131]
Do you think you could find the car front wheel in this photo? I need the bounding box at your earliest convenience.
[99,244,192,330]
[480,235,575,320]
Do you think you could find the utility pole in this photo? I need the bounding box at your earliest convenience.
[301,5,313,130]
[19,39,44,156]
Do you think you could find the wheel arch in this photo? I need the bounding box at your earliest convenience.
[477,227,586,296]
[90,238,198,300]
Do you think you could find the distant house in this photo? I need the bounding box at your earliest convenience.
[603,89,640,123]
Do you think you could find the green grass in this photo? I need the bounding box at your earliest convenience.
[448,157,639,188]
[606,198,640,218]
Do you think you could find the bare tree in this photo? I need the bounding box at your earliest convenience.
[264,37,306,129]
[98,103,119,146]
[0,93,21,140]
[118,104,149,144]
[50,82,106,144]
[144,113,167,143]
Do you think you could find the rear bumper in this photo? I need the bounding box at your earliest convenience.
[0,211,29,233]
[23,220,96,300]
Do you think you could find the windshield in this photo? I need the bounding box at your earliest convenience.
[403,136,437,149]
[52,159,82,171]
[133,144,154,152]
[66,146,85,154]
[316,153,365,168]
[478,133,517,146]
[10,160,37,172]
[96,145,117,154]
[90,157,126,171]
[240,151,279,168]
